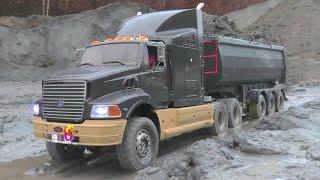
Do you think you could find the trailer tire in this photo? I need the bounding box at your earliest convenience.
[222,98,242,128]
[116,117,159,171]
[208,102,228,135]
[267,93,276,115]
[249,94,267,119]
[46,142,84,161]
[276,91,285,112]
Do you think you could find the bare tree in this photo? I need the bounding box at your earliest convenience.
[66,0,69,14]
[42,0,46,16]
[46,0,50,16]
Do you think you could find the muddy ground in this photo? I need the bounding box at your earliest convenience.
[0,83,320,180]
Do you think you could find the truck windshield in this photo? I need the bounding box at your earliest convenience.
[81,43,140,66]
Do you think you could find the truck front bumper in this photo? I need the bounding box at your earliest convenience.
[33,117,127,146]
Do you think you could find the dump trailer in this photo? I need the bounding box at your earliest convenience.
[32,3,286,170]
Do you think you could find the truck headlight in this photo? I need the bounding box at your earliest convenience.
[90,105,122,118]
[33,103,40,116]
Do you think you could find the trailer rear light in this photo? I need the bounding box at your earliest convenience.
[90,105,122,118]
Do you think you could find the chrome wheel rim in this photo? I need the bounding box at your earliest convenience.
[136,129,152,160]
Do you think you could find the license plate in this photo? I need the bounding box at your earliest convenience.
[46,133,63,142]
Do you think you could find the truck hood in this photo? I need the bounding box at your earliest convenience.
[48,65,137,81]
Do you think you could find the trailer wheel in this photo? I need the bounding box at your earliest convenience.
[208,102,228,135]
[249,94,267,119]
[267,93,276,115]
[222,98,242,128]
[116,117,159,171]
[276,91,285,112]
[46,142,84,161]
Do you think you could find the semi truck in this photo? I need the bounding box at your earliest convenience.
[32,4,286,170]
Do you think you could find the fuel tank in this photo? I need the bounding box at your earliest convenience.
[204,36,286,93]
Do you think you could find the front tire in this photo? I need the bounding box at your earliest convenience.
[46,142,84,161]
[116,117,159,171]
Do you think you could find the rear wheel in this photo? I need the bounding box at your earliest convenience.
[249,94,267,119]
[222,98,242,128]
[116,117,159,171]
[276,91,285,112]
[208,102,228,135]
[46,142,84,161]
[267,93,276,115]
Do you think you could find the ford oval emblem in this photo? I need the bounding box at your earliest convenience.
[53,127,63,133]
[57,101,64,108]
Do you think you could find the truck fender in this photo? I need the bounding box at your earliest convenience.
[88,88,152,119]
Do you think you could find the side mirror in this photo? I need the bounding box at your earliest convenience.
[157,45,165,62]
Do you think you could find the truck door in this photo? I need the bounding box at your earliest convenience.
[143,45,169,108]
[168,35,203,107]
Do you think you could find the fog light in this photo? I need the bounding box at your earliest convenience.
[33,104,40,115]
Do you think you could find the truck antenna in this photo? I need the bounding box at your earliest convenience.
[196,3,204,11]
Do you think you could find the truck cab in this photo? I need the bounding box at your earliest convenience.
[33,4,286,171]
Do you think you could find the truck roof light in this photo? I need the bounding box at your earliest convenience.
[90,40,102,46]
[91,35,148,45]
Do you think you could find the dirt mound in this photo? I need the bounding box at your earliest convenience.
[203,13,242,39]
[0,2,151,82]
[203,13,282,45]
[247,0,320,55]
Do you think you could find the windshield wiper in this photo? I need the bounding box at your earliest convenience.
[80,62,94,66]
[103,61,125,65]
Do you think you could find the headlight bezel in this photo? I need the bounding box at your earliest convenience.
[90,104,122,119]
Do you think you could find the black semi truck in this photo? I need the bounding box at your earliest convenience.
[33,4,286,170]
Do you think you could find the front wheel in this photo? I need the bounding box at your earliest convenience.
[116,117,159,171]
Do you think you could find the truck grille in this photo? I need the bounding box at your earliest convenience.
[42,81,87,122]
